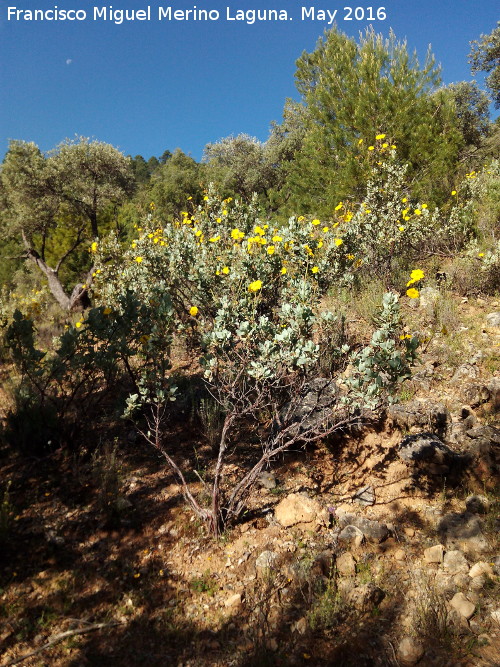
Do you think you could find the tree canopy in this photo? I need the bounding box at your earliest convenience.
[469,21,500,107]
[281,27,461,216]
[1,137,134,309]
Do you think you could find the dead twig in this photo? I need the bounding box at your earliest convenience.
[2,620,122,666]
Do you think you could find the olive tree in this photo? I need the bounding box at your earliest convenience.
[1,137,134,309]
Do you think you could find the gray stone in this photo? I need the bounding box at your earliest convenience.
[336,511,389,543]
[452,364,480,382]
[450,592,475,619]
[438,512,489,554]
[224,593,243,609]
[338,525,364,548]
[469,561,494,578]
[465,494,490,514]
[462,384,491,408]
[443,550,469,575]
[347,583,385,611]
[274,493,322,527]
[336,552,356,577]
[423,544,445,564]
[398,433,463,475]
[353,485,375,506]
[398,636,424,665]
[281,378,339,434]
[387,401,450,438]
[258,471,277,490]
[487,378,500,410]
[485,312,500,327]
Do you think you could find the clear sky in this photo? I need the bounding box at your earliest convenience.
[0,1,498,161]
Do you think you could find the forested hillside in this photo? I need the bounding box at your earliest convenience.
[0,23,499,667]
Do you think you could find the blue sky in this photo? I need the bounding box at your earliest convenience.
[0,1,498,161]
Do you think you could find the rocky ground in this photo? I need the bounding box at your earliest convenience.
[0,294,499,666]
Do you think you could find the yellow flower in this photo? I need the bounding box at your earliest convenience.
[248,280,262,293]
[375,133,386,140]
[267,245,276,255]
[195,230,202,237]
[317,240,323,248]
[406,288,419,299]
[334,202,343,211]
[90,241,98,253]
[421,203,428,209]
[298,216,305,222]
[222,209,228,215]
[347,254,355,260]
[148,233,154,238]
[311,266,319,274]
[203,196,209,201]
[216,217,222,223]
[368,146,375,151]
[311,218,320,226]
[414,209,422,216]
[254,225,265,236]
[334,238,343,247]
[344,212,353,222]
[478,252,485,258]
[358,138,363,145]
[231,228,244,241]
[209,236,220,243]
[222,266,230,274]
[404,215,410,221]
[322,226,329,233]
[382,143,388,148]
[391,144,397,149]
[272,235,282,243]
[189,306,199,316]
[399,226,405,232]
[135,257,143,263]
[407,269,425,286]
[75,321,83,329]
[103,307,112,315]
[402,198,408,203]
[451,190,457,196]
[280,266,287,274]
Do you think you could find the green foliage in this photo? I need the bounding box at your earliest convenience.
[442,81,491,149]
[2,290,176,453]
[0,137,134,309]
[203,133,279,202]
[345,292,419,408]
[469,21,500,108]
[283,27,461,215]
[142,149,203,220]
